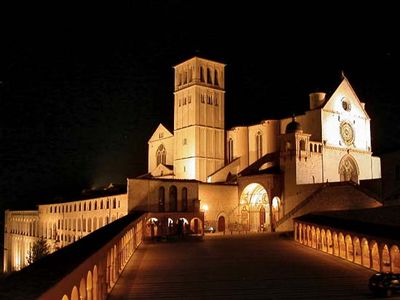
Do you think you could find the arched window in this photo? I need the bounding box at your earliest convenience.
[228,138,234,163]
[214,70,219,86]
[188,68,192,82]
[314,144,318,152]
[309,144,313,152]
[256,131,263,160]
[182,187,188,212]
[169,186,177,211]
[159,187,165,212]
[299,140,306,151]
[183,71,187,84]
[339,154,359,183]
[200,67,205,82]
[207,68,212,84]
[156,144,166,166]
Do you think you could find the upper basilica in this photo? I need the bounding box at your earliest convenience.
[129,56,381,232]
[147,57,380,184]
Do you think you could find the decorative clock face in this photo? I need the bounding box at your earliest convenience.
[340,122,354,146]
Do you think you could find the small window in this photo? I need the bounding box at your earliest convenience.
[200,67,205,82]
[159,132,164,139]
[207,68,212,84]
[188,96,191,103]
[299,140,306,151]
[183,138,187,145]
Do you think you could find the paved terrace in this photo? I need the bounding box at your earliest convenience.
[109,233,378,300]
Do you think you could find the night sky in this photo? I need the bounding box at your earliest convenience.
[1,2,399,211]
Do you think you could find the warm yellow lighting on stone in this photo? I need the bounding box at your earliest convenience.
[201,204,209,212]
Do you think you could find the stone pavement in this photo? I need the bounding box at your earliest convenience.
[109,233,379,299]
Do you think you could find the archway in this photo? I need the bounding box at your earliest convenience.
[93,265,98,300]
[391,245,400,272]
[353,237,362,265]
[333,232,339,256]
[169,186,177,211]
[382,244,391,272]
[271,196,281,223]
[71,286,79,300]
[326,230,333,254]
[218,216,225,232]
[311,227,316,249]
[338,154,359,183]
[87,270,93,300]
[361,238,370,268]
[190,218,203,235]
[79,277,86,300]
[239,183,270,232]
[339,233,345,258]
[371,242,380,271]
[345,235,353,261]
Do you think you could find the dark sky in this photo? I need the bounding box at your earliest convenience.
[1,2,399,210]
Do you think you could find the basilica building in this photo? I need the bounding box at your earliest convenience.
[129,56,382,232]
[3,57,383,272]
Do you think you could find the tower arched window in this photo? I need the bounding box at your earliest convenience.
[188,68,192,82]
[256,131,263,160]
[207,68,212,84]
[214,70,219,86]
[200,67,205,82]
[228,138,234,163]
[156,144,166,166]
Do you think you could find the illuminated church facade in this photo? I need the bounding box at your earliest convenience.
[4,57,383,272]
[128,56,381,232]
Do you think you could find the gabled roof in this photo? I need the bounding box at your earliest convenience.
[148,123,173,143]
[322,77,370,119]
[239,152,280,177]
[150,163,174,177]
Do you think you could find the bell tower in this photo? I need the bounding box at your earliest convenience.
[173,57,225,181]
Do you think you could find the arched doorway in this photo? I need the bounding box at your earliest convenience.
[169,186,177,211]
[339,154,359,183]
[239,183,270,232]
[218,216,225,232]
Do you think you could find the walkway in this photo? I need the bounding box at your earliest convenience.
[109,233,377,299]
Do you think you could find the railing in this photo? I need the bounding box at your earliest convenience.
[0,212,146,300]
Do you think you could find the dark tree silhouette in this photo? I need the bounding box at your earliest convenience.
[26,237,50,265]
